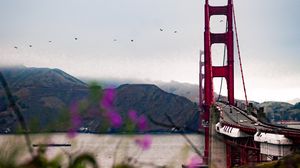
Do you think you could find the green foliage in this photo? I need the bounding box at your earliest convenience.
[113,164,135,168]
[0,144,99,168]
[68,153,98,168]
[239,153,300,168]
[0,141,23,168]
[123,118,136,133]
[272,153,300,168]
[21,149,62,168]
[55,107,72,130]
[88,82,103,104]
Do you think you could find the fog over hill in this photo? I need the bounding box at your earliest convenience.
[81,77,300,122]
[0,66,299,133]
[83,77,300,104]
[288,98,300,105]
[80,77,199,103]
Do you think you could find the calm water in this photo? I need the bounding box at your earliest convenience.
[0,133,204,168]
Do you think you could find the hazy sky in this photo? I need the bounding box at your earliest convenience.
[0,0,299,102]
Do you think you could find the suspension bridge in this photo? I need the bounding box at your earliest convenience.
[199,0,300,167]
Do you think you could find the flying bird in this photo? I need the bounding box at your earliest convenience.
[131,40,134,42]
[29,45,32,48]
[14,46,18,49]
[220,20,224,22]
[48,41,52,43]
[160,28,163,31]
[174,31,177,33]
[113,39,117,42]
[74,37,78,40]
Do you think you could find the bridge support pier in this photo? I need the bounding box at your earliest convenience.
[224,137,261,167]
[209,107,226,168]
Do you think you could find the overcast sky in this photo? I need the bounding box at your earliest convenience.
[0,0,299,102]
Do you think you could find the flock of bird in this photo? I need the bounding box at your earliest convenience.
[13,28,179,50]
[12,17,226,49]
[12,19,227,50]
[14,38,77,50]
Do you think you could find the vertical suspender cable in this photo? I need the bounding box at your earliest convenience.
[233,4,249,106]
[217,21,228,102]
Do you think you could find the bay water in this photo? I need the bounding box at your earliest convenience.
[0,133,204,168]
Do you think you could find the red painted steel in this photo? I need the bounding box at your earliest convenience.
[225,137,261,167]
[203,0,211,162]
[203,0,234,164]
[226,144,231,168]
[201,1,300,166]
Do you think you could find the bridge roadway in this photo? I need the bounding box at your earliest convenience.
[211,102,300,167]
[216,102,300,141]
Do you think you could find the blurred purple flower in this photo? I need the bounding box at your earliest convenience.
[67,128,77,138]
[137,115,148,131]
[128,110,138,122]
[107,111,122,128]
[135,135,152,151]
[100,88,116,110]
[187,155,203,168]
[67,102,81,138]
[127,110,148,131]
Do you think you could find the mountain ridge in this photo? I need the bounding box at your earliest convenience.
[0,66,198,133]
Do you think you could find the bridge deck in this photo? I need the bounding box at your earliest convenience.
[216,102,300,140]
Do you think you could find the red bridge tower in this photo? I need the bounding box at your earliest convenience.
[201,0,235,163]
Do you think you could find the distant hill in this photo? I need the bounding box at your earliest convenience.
[1,65,87,89]
[80,78,200,103]
[114,84,199,131]
[259,101,300,122]
[0,66,199,133]
[157,81,199,103]
[0,66,89,132]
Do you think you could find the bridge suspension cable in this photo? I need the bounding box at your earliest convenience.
[233,4,249,106]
